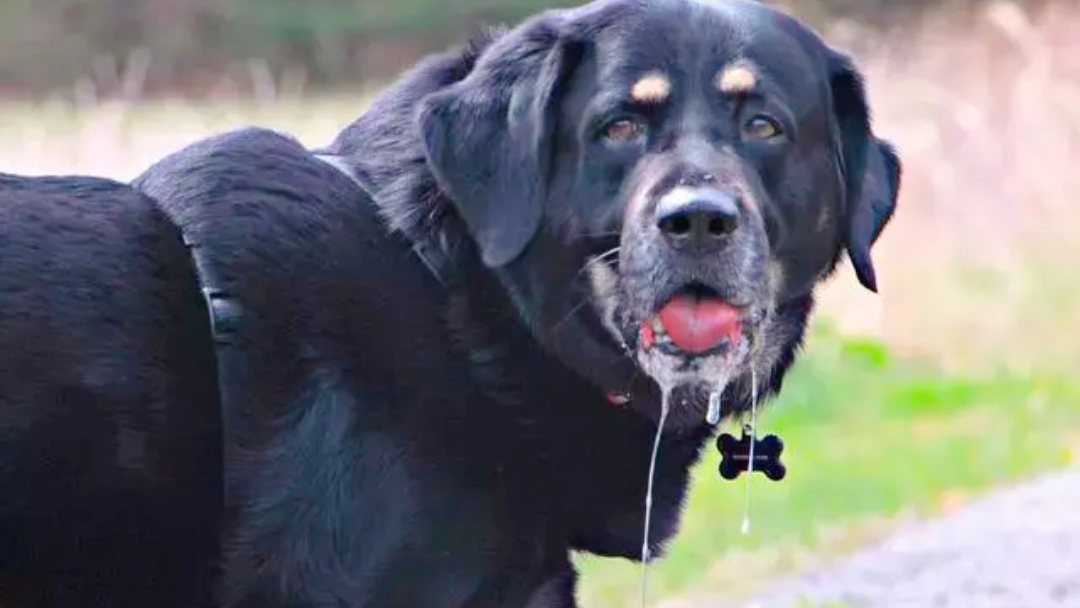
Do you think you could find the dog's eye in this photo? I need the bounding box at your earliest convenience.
[602,118,646,142]
[743,114,783,140]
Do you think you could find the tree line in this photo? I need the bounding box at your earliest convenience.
[0,0,1010,99]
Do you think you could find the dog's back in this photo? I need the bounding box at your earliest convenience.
[0,173,223,607]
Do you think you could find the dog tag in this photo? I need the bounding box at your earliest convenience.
[716,428,786,481]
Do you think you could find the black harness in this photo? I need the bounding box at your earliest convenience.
[183,234,242,346]
[180,232,246,453]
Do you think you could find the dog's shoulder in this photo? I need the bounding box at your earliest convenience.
[132,127,395,274]
[134,127,363,229]
[130,125,448,367]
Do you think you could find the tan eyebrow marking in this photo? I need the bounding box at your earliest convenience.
[629,72,672,104]
[715,61,758,94]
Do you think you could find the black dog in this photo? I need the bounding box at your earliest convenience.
[1,0,901,606]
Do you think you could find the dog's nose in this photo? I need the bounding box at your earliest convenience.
[655,187,740,249]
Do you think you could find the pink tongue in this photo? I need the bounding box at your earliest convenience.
[656,294,742,354]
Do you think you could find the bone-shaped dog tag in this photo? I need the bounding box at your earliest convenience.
[716,430,786,481]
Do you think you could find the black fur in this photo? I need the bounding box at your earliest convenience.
[0,174,222,607]
[134,126,710,607]
[0,0,901,606]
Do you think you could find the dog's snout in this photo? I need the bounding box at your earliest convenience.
[655,187,739,249]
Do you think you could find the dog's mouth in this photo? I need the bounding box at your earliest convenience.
[623,279,763,410]
[638,283,748,359]
[581,249,766,420]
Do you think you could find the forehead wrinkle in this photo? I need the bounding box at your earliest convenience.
[735,11,821,94]
[688,0,752,50]
[607,3,693,72]
[676,1,761,100]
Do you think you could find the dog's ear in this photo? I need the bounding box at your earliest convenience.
[418,19,580,268]
[826,50,902,293]
[849,138,902,290]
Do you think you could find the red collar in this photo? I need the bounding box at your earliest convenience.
[605,390,631,407]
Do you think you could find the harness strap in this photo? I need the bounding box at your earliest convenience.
[183,234,242,345]
[180,232,246,483]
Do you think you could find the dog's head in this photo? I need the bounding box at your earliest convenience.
[418,0,901,428]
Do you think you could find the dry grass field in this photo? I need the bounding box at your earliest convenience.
[813,0,1080,375]
[1,1,1077,605]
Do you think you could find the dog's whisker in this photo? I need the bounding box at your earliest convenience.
[583,246,621,267]
[574,247,621,286]
[596,245,621,260]
[551,295,593,334]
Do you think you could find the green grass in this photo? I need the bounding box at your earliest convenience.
[574,320,1080,607]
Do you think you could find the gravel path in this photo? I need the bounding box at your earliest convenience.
[729,466,1080,608]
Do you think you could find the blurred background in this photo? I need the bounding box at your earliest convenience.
[0,0,1077,606]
